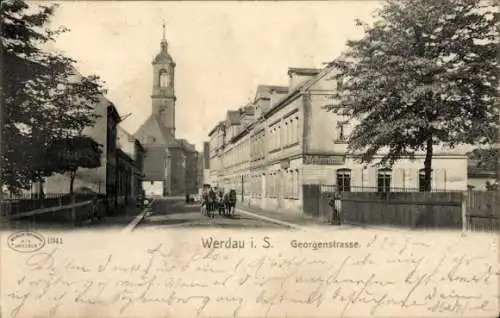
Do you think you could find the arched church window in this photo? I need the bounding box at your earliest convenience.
[159,69,169,87]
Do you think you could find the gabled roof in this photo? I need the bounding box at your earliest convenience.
[118,125,134,141]
[107,103,121,123]
[134,114,181,148]
[66,67,121,122]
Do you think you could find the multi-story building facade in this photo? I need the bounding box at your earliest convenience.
[116,126,146,206]
[207,66,469,215]
[42,69,122,208]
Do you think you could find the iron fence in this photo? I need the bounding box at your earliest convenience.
[319,184,464,196]
[1,192,103,217]
[305,184,499,232]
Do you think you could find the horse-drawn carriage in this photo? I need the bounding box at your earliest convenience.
[200,187,237,218]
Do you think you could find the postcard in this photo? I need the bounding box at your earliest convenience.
[1,0,499,317]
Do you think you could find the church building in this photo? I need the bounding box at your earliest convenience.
[134,24,198,196]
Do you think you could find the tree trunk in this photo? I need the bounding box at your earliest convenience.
[69,169,77,195]
[39,180,45,199]
[496,125,500,184]
[423,137,433,192]
[69,169,77,225]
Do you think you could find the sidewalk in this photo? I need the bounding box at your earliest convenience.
[236,204,332,228]
[87,204,147,229]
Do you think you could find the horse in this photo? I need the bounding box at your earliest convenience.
[201,189,216,218]
[208,189,217,218]
[224,189,237,217]
[217,190,225,216]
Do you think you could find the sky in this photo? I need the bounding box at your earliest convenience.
[40,1,383,151]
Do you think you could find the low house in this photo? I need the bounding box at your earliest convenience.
[116,126,146,206]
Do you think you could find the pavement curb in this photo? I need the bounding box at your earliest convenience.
[121,201,154,233]
[235,208,305,230]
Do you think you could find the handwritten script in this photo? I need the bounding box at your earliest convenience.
[2,229,499,318]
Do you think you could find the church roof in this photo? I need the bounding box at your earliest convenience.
[153,51,174,64]
[178,139,197,152]
[134,114,181,148]
[153,40,175,65]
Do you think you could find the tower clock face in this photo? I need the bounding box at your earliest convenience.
[159,71,170,87]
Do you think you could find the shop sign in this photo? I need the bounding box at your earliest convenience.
[304,155,345,165]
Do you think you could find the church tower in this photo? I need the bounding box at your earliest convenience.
[152,23,176,137]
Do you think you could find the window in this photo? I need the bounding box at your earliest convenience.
[377,168,392,192]
[159,69,169,87]
[284,122,289,145]
[336,121,349,142]
[260,175,264,196]
[295,116,299,142]
[277,126,281,148]
[419,169,433,192]
[292,170,300,198]
[272,173,277,197]
[336,169,351,192]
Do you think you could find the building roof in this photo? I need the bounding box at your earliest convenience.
[468,159,496,178]
[287,67,322,76]
[240,104,255,116]
[269,86,289,94]
[134,114,181,148]
[66,68,122,123]
[178,139,197,152]
[107,102,121,123]
[227,110,241,125]
[118,125,134,140]
[254,85,288,101]
[153,40,175,65]
[208,121,225,137]
[263,65,334,119]
[118,125,145,152]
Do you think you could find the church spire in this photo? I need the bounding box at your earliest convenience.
[160,20,168,51]
[162,20,166,42]
[153,20,174,65]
